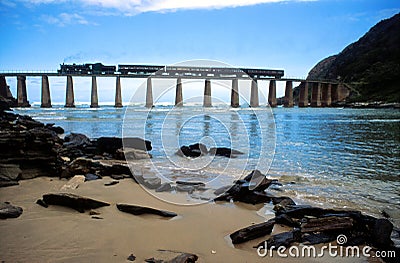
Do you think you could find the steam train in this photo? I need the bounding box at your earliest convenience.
[58,63,116,74]
[58,63,284,78]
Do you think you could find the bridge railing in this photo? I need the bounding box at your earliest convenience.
[0,70,57,74]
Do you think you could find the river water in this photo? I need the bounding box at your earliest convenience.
[14,105,400,226]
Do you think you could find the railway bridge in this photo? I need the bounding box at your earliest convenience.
[0,65,349,108]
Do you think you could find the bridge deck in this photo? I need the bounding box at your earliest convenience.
[0,72,338,84]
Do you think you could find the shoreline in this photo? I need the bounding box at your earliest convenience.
[0,176,374,263]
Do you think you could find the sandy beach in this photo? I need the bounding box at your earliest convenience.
[0,176,373,263]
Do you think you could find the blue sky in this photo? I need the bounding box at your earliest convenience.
[1,0,399,104]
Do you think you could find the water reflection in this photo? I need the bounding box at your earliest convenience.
[203,114,211,137]
[248,113,261,158]
[145,112,154,136]
[230,113,238,137]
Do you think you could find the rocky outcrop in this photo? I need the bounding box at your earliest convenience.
[0,81,17,108]
[227,196,397,257]
[0,106,64,185]
[59,135,152,161]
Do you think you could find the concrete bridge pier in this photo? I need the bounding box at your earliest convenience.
[250,79,259,107]
[17,75,30,107]
[311,82,322,107]
[321,83,332,107]
[203,79,212,107]
[331,84,338,103]
[231,78,239,108]
[65,75,75,108]
[175,77,183,106]
[332,83,349,103]
[41,75,51,108]
[90,76,99,108]
[268,80,277,107]
[283,81,294,107]
[145,78,153,108]
[298,82,309,107]
[115,76,122,108]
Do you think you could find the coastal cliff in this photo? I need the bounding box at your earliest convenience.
[295,13,400,103]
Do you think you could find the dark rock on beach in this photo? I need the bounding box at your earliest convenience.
[45,123,64,134]
[178,146,202,158]
[61,157,133,179]
[249,203,397,255]
[104,180,119,186]
[133,174,161,189]
[209,147,244,158]
[84,173,101,181]
[0,180,19,187]
[0,94,65,184]
[176,184,195,194]
[177,143,243,158]
[127,254,136,261]
[0,114,63,182]
[156,182,172,192]
[274,213,299,227]
[214,170,275,204]
[64,133,92,147]
[177,143,208,157]
[42,193,110,213]
[145,253,198,263]
[300,216,354,233]
[0,202,23,219]
[117,203,177,218]
[96,137,152,154]
[230,218,275,244]
[301,232,337,245]
[168,253,198,263]
[255,229,301,249]
[36,199,48,208]
[116,148,152,160]
[371,218,394,248]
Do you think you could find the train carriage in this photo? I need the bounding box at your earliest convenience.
[58,63,284,79]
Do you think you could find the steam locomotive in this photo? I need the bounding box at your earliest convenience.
[58,63,284,78]
[58,63,116,74]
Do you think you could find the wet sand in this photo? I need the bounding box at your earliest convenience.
[0,177,371,262]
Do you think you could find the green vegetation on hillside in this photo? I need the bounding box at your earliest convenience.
[301,13,400,102]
